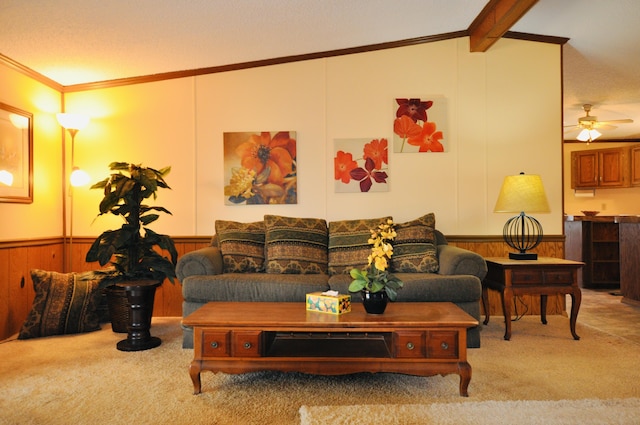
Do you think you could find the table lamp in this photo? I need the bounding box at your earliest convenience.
[494,172,550,260]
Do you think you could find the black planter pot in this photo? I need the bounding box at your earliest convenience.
[115,280,162,352]
[362,290,388,314]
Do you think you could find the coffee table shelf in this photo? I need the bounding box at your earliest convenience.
[183,301,478,396]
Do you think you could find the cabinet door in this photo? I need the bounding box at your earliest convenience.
[599,149,627,187]
[572,150,598,188]
[632,145,640,186]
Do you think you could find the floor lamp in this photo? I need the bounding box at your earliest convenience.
[57,113,90,271]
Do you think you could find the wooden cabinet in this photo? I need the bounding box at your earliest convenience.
[571,146,630,189]
[564,217,620,289]
[631,144,640,186]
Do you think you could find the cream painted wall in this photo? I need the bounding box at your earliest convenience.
[563,141,640,216]
[63,36,563,239]
[0,63,62,241]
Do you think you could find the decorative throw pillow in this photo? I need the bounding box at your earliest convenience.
[215,220,265,273]
[18,270,102,339]
[328,216,392,275]
[264,215,328,274]
[391,213,439,273]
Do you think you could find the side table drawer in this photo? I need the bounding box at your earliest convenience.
[511,270,542,284]
[202,330,231,357]
[543,270,573,285]
[232,330,263,357]
[393,331,425,358]
[426,331,459,359]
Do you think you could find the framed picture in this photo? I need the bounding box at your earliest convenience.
[0,102,33,203]
[223,131,297,205]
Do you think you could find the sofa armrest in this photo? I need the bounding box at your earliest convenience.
[437,244,487,280]
[176,246,223,280]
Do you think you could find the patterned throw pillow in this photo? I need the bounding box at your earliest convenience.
[264,215,328,274]
[18,270,102,339]
[215,220,265,273]
[391,213,439,273]
[327,216,392,275]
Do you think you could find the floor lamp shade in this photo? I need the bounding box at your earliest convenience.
[494,173,550,260]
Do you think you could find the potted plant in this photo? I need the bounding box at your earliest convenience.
[86,162,178,337]
[348,219,403,314]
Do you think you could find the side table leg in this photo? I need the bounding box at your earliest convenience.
[540,295,548,325]
[482,285,490,325]
[502,288,512,340]
[569,289,582,340]
[189,361,203,395]
[458,362,471,397]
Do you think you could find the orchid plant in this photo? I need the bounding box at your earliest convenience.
[348,219,403,301]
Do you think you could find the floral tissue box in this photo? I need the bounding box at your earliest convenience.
[306,291,351,315]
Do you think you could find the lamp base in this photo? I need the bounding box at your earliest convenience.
[509,252,538,260]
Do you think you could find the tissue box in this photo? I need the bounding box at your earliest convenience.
[306,292,351,315]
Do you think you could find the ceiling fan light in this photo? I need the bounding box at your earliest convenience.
[577,129,590,141]
[577,128,602,142]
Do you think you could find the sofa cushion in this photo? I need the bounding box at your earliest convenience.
[327,216,392,275]
[328,272,481,303]
[215,220,265,273]
[18,270,102,339]
[264,215,328,274]
[392,213,439,273]
[182,273,330,303]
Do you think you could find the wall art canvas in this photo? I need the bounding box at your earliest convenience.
[0,102,33,203]
[334,138,389,193]
[393,97,447,153]
[223,131,297,205]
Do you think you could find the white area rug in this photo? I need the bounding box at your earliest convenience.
[299,398,640,425]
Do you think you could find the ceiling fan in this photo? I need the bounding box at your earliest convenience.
[564,104,634,143]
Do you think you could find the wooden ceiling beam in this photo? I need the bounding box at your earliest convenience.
[468,0,539,52]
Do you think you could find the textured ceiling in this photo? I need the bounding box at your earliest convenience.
[1,0,640,139]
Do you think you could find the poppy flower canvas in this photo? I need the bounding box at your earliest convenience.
[223,131,297,205]
[393,97,447,153]
[334,138,389,193]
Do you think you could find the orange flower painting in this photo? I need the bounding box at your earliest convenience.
[334,138,389,193]
[393,97,447,153]
[224,131,297,204]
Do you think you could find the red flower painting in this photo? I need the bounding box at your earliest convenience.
[393,97,445,153]
[334,138,389,193]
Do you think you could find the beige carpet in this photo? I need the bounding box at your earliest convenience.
[300,398,640,425]
[0,314,638,425]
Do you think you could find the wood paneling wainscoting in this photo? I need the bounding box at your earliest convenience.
[0,234,564,341]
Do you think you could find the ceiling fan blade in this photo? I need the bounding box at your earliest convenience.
[598,118,634,125]
[594,124,617,130]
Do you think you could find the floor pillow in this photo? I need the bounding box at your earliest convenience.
[18,269,103,339]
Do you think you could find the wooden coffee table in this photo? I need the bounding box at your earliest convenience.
[183,301,478,396]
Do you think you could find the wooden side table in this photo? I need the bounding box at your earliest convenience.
[482,257,584,341]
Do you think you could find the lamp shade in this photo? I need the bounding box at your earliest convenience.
[494,173,550,214]
[56,113,90,131]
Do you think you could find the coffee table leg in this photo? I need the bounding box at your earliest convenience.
[540,295,548,325]
[189,362,202,394]
[459,362,471,397]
